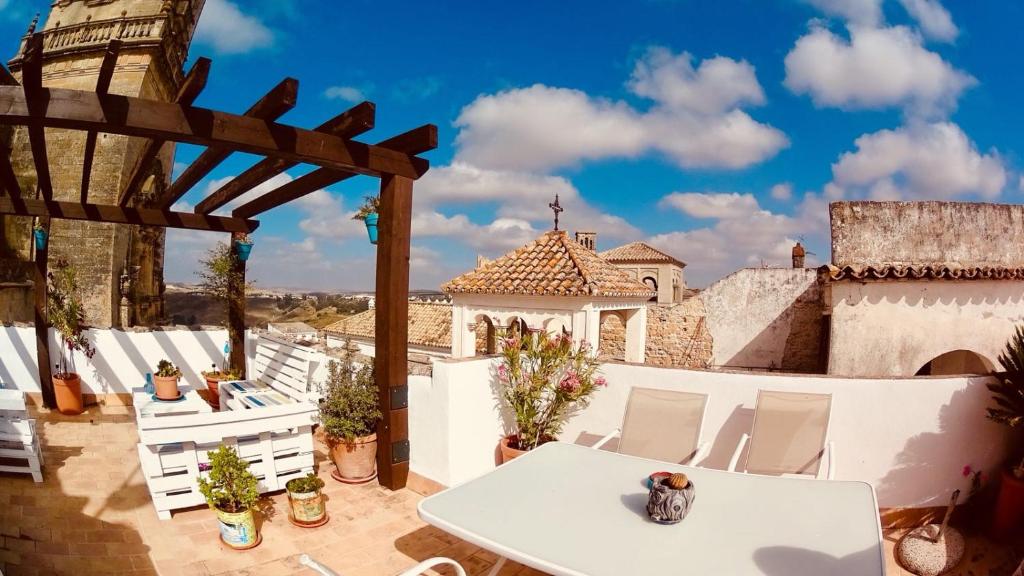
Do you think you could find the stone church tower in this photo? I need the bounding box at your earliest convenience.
[0,0,205,327]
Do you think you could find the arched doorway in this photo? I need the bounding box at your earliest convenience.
[915,350,995,376]
[504,316,529,341]
[599,311,627,360]
[474,315,497,355]
[642,276,658,302]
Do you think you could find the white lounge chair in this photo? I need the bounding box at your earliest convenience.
[592,387,711,466]
[728,390,835,480]
[300,554,466,576]
[0,388,43,483]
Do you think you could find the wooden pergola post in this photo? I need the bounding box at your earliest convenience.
[228,232,247,378]
[33,216,53,408]
[374,173,413,490]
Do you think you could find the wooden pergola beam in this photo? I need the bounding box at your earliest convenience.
[159,77,299,209]
[81,40,121,204]
[194,101,376,214]
[117,57,211,207]
[232,124,437,218]
[0,63,17,86]
[21,34,52,201]
[0,196,258,233]
[0,86,429,181]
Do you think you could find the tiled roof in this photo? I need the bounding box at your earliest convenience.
[323,303,452,349]
[600,242,685,267]
[819,264,1024,282]
[442,231,656,298]
[268,322,316,334]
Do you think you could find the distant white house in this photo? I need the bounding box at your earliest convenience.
[266,321,318,343]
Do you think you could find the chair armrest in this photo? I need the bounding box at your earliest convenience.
[690,440,711,467]
[399,557,467,576]
[298,554,338,576]
[591,428,621,450]
[819,441,836,480]
[728,433,750,473]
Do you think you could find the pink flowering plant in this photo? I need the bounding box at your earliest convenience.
[497,330,607,451]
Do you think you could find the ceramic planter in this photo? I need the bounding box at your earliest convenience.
[33,228,47,251]
[286,483,327,527]
[203,373,233,410]
[234,241,253,262]
[646,477,696,525]
[215,506,260,550]
[52,373,83,415]
[499,436,528,464]
[990,468,1024,541]
[363,213,379,244]
[328,433,377,483]
[153,375,179,400]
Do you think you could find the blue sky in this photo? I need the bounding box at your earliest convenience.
[2,0,1021,289]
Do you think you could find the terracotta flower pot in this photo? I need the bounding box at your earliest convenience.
[52,373,83,415]
[499,436,529,464]
[203,375,224,410]
[215,506,260,550]
[990,468,1024,541]
[153,375,179,400]
[328,434,377,483]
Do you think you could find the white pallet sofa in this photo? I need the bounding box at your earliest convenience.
[136,334,320,519]
[0,388,43,482]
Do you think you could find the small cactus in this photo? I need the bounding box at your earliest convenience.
[666,473,688,490]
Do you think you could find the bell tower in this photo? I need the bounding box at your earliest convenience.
[2,0,206,327]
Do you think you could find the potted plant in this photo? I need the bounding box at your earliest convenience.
[197,445,262,550]
[351,195,380,245]
[46,260,95,415]
[33,222,47,251]
[153,359,181,401]
[285,472,328,527]
[317,346,382,483]
[496,330,606,463]
[986,325,1024,540]
[233,233,254,262]
[201,364,241,410]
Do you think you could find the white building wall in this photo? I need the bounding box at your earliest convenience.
[414,357,1012,509]
[828,279,1024,376]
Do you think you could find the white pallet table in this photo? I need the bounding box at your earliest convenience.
[132,385,212,418]
[0,388,43,483]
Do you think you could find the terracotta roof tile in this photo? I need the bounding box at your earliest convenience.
[600,242,685,267]
[442,231,656,298]
[819,264,1024,282]
[323,302,452,349]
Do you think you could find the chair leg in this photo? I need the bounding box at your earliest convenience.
[31,470,42,483]
[486,557,508,576]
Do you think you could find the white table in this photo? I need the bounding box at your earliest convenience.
[418,442,885,576]
[131,385,212,418]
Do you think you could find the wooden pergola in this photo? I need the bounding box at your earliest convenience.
[0,35,436,490]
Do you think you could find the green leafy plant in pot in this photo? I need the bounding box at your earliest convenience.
[317,344,382,483]
[495,330,606,463]
[153,359,182,401]
[46,260,95,415]
[285,472,327,527]
[197,445,262,550]
[986,325,1024,540]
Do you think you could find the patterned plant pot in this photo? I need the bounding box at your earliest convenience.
[286,485,327,527]
[215,506,260,550]
[646,478,696,524]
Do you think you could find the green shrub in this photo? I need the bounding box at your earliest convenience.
[989,326,1024,477]
[286,472,325,494]
[317,344,381,444]
[197,445,260,513]
[155,359,181,378]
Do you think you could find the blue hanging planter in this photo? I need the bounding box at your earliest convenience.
[364,213,379,245]
[33,228,47,251]
[234,240,253,261]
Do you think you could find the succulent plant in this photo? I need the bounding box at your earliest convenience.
[666,473,689,490]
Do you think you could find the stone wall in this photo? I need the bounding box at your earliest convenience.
[599,298,712,368]
[830,201,1024,267]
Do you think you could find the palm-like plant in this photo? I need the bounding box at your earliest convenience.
[46,260,94,378]
[988,325,1024,477]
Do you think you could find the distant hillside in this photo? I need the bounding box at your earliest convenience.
[165,292,369,329]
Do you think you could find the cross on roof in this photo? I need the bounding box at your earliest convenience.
[549,194,563,231]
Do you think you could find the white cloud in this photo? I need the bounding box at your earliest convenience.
[784,24,974,114]
[831,122,1006,199]
[194,0,274,54]
[453,48,787,172]
[324,86,367,103]
[804,0,882,27]
[898,0,958,42]
[659,192,761,220]
[294,190,365,240]
[770,183,794,201]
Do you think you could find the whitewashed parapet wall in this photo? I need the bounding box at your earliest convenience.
[412,356,1012,509]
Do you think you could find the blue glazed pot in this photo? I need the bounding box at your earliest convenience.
[235,241,253,262]
[364,213,379,245]
[33,228,47,251]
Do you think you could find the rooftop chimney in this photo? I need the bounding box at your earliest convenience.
[792,242,806,268]
[575,231,596,251]
[476,255,491,269]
